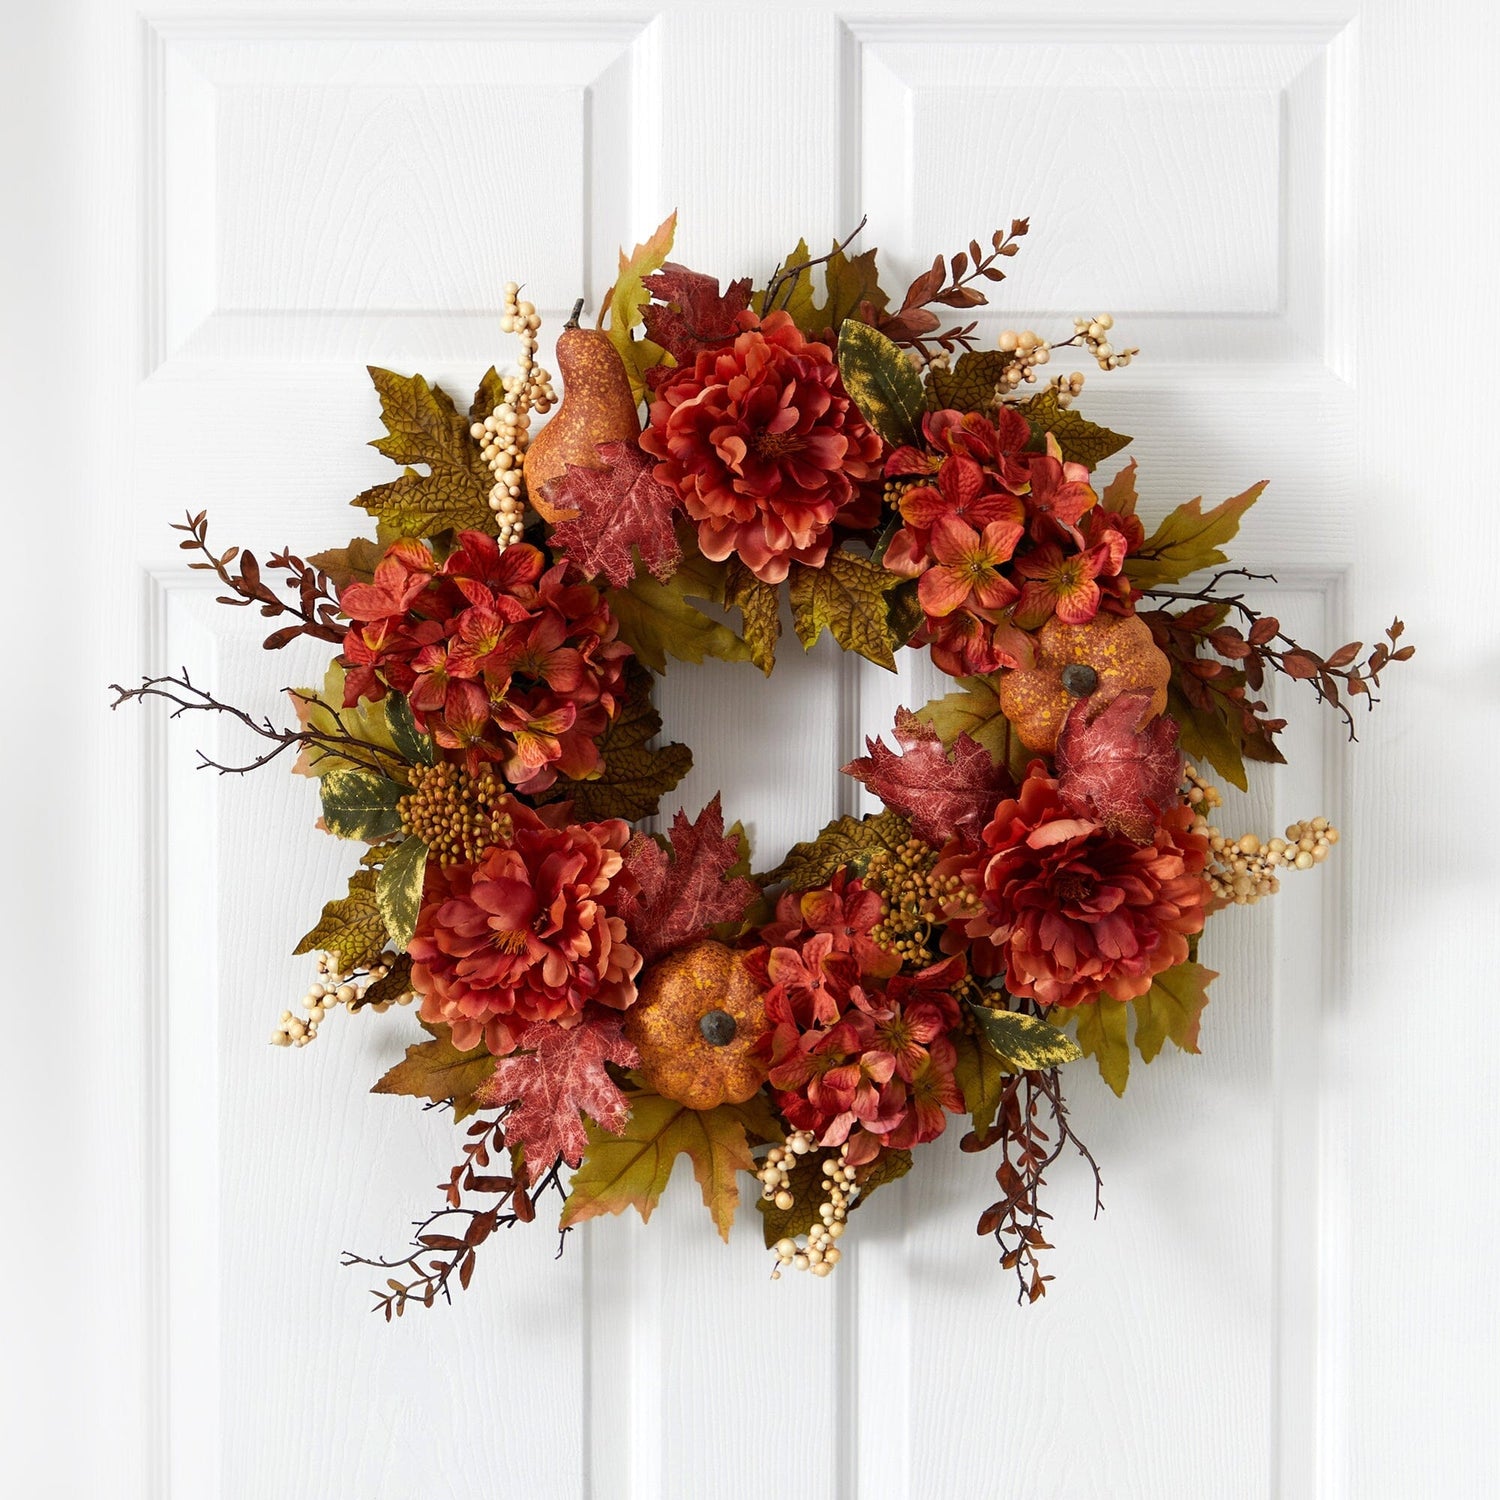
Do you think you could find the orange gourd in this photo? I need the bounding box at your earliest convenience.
[999,613,1171,752]
[524,300,641,523]
[622,941,768,1111]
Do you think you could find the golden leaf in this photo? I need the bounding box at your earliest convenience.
[767,810,912,891]
[372,1021,497,1122]
[722,556,781,675]
[969,1003,1083,1070]
[836,320,925,449]
[1124,482,1268,589]
[294,869,389,973]
[951,1031,1008,1133]
[607,569,751,674]
[788,548,902,670]
[319,768,407,842]
[1071,998,1131,1097]
[290,662,408,781]
[600,212,677,405]
[560,1088,779,1241]
[1132,963,1216,1064]
[915,676,1032,780]
[375,835,428,952]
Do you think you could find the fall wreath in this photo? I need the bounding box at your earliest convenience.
[113,215,1412,1313]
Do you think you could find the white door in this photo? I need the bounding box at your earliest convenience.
[7,1,1496,1496]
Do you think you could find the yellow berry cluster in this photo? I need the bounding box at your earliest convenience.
[270,950,413,1047]
[468,281,558,549]
[398,762,515,867]
[1184,764,1340,906]
[863,836,947,966]
[758,1131,855,1280]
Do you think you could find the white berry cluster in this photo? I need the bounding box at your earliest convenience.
[468,281,557,550]
[1184,765,1340,905]
[1072,313,1137,371]
[995,327,1054,390]
[269,951,413,1047]
[759,1130,858,1279]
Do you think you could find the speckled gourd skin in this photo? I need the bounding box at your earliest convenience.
[523,325,641,523]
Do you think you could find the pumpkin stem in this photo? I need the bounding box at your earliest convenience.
[565,297,585,330]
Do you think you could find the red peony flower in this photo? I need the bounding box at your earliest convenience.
[409,798,642,1056]
[747,881,966,1165]
[338,533,632,792]
[639,310,882,583]
[935,765,1210,1009]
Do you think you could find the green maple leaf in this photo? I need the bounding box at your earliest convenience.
[788,548,902,669]
[1125,482,1267,589]
[1132,963,1216,1064]
[607,569,751,673]
[372,1021,496,1122]
[536,662,691,822]
[560,1089,780,1241]
[294,868,389,973]
[761,235,889,337]
[767,809,911,891]
[1017,387,1132,470]
[352,367,499,539]
[1072,997,1131,1096]
[915,676,1032,779]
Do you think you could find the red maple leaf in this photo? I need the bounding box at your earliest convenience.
[472,1015,639,1177]
[641,263,754,366]
[548,439,683,587]
[616,794,759,965]
[1054,691,1183,843]
[842,707,1014,847]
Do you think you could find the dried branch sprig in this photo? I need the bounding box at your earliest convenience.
[963,1065,1102,1305]
[174,509,345,650]
[760,214,870,317]
[341,1113,569,1319]
[1142,568,1414,740]
[108,668,401,778]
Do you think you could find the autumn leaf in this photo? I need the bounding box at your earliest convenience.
[1125,482,1268,589]
[548,440,683,587]
[1072,998,1131,1096]
[600,212,677,404]
[836,319,925,448]
[289,661,407,781]
[1016,388,1131,470]
[767,809,912,891]
[640,262,754,364]
[754,1144,911,1247]
[1100,458,1139,517]
[1166,683,1249,792]
[1132,963,1216,1064]
[294,868,389,973]
[359,952,412,1008]
[616,796,760,966]
[374,834,428,951]
[352,367,497,539]
[844,706,1014,846]
[968,1002,1083,1070]
[307,536,384,590]
[951,1030,1008,1133]
[788,548,903,669]
[471,1017,639,1176]
[372,1020,496,1122]
[561,1089,779,1240]
[722,556,781,675]
[924,350,1015,414]
[1055,692,1183,843]
[914,676,1032,780]
[765,236,890,339]
[607,568,751,673]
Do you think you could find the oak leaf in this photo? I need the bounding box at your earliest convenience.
[1055,691,1183,843]
[294,868,389,973]
[843,706,1014,846]
[1017,387,1132,470]
[472,1017,639,1176]
[351,368,499,540]
[560,1088,780,1240]
[617,796,759,966]
[600,212,677,404]
[548,440,683,587]
[788,548,903,670]
[914,676,1033,780]
[372,1020,496,1121]
[641,262,754,364]
[1124,482,1268,589]
[767,809,911,891]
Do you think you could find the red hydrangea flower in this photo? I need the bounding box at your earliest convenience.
[338,533,631,792]
[639,310,883,584]
[935,765,1210,1009]
[409,798,642,1056]
[747,880,966,1165]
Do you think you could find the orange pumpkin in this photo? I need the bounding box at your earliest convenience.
[524,308,641,523]
[622,941,768,1110]
[998,613,1171,752]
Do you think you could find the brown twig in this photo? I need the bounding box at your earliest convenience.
[759,215,870,317]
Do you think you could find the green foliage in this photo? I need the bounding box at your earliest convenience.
[951,1030,1008,1133]
[722,557,781,675]
[294,869,390,973]
[968,1002,1083,1070]
[372,1021,496,1122]
[915,676,1032,779]
[767,810,912,891]
[1073,998,1131,1096]
[754,1145,913,1247]
[924,350,1014,414]
[290,662,408,782]
[1017,387,1132,470]
[1125,483,1267,589]
[375,834,428,952]
[1063,963,1216,1094]
[319,768,407,842]
[600,212,676,404]
[385,693,435,766]
[607,569,751,673]
[836,319,925,448]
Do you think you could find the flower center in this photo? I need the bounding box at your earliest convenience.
[1051,872,1095,904]
[490,928,529,955]
[751,428,805,461]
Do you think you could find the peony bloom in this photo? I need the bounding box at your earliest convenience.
[339,533,632,792]
[936,765,1210,1009]
[409,798,642,1056]
[747,885,966,1165]
[639,310,882,583]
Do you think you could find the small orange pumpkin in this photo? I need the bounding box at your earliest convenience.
[622,940,768,1110]
[999,613,1171,752]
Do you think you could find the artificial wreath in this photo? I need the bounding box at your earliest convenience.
[114,214,1412,1314]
